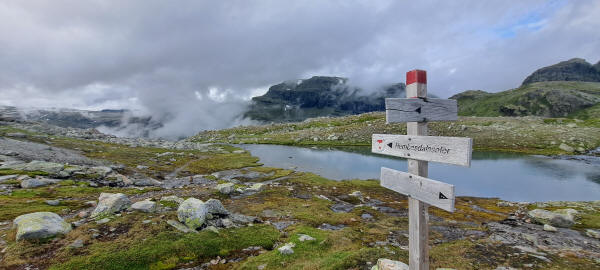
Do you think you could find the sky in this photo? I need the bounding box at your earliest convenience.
[1,0,599,137]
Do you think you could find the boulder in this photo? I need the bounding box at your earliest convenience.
[204,199,229,215]
[45,200,60,206]
[167,220,197,233]
[177,198,208,229]
[216,183,235,194]
[298,234,316,241]
[586,229,600,239]
[278,242,295,255]
[90,193,131,219]
[527,209,575,228]
[132,178,162,186]
[20,178,60,188]
[87,166,113,178]
[160,195,184,205]
[0,174,18,183]
[375,259,409,270]
[131,200,157,213]
[21,160,65,175]
[13,212,72,241]
[543,224,558,232]
[559,143,575,152]
[247,183,266,192]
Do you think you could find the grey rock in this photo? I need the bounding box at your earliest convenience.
[177,198,208,229]
[6,132,26,138]
[45,200,60,206]
[318,223,346,231]
[543,224,558,232]
[330,201,354,213]
[216,183,235,194]
[272,221,295,231]
[160,195,184,205]
[0,174,18,183]
[69,239,84,249]
[204,199,228,215]
[278,242,295,255]
[376,258,409,270]
[131,200,157,213]
[528,208,576,228]
[221,218,234,228]
[167,219,197,233]
[586,229,600,239]
[246,183,266,192]
[298,234,316,241]
[96,218,111,224]
[21,178,60,188]
[361,213,374,219]
[90,193,131,218]
[87,166,112,177]
[132,178,162,186]
[13,212,72,241]
[559,143,575,152]
[230,213,258,225]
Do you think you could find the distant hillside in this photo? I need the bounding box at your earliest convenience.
[244,76,408,122]
[450,81,600,118]
[0,106,163,137]
[522,58,600,85]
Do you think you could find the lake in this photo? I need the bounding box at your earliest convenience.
[239,144,600,202]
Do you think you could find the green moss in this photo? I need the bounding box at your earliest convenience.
[49,225,279,270]
[0,169,49,177]
[239,226,405,270]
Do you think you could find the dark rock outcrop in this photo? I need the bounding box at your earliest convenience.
[244,76,407,122]
[522,58,600,85]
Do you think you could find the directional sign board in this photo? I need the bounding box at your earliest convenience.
[380,167,455,212]
[372,134,472,167]
[386,98,458,123]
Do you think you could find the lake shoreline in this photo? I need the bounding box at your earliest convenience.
[191,112,600,156]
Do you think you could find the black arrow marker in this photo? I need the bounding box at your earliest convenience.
[387,143,393,148]
[415,107,422,114]
[439,192,448,199]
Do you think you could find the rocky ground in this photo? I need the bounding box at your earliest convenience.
[191,112,600,156]
[0,119,599,270]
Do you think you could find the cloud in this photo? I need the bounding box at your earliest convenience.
[0,0,599,138]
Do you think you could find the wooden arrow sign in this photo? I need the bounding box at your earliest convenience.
[380,167,455,212]
[372,134,472,167]
[386,98,458,123]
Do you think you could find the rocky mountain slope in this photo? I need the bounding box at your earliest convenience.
[0,106,163,137]
[450,58,600,118]
[244,76,407,122]
[1,120,599,269]
[522,58,600,85]
[450,81,600,118]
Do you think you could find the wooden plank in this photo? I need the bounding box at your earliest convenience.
[409,197,428,270]
[406,70,429,270]
[380,167,455,212]
[385,98,458,123]
[371,134,472,167]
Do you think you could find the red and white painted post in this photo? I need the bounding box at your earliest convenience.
[406,69,429,270]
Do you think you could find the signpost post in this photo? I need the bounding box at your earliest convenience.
[372,70,472,270]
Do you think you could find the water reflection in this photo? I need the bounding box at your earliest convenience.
[240,144,600,202]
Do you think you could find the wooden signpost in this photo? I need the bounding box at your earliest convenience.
[372,70,472,270]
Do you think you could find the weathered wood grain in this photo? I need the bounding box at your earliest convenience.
[406,78,429,270]
[385,98,458,123]
[371,134,472,167]
[380,167,455,212]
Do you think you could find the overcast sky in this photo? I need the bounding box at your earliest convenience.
[1,0,599,137]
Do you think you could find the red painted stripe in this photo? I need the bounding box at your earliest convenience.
[406,69,427,85]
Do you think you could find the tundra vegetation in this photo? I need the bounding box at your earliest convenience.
[0,117,599,270]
